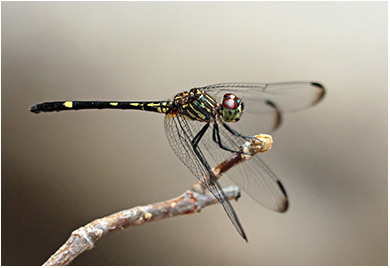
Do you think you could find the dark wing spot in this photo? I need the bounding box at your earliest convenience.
[310,82,324,89]
[265,99,277,108]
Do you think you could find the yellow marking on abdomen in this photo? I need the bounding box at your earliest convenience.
[147,103,161,107]
[110,102,118,106]
[129,102,141,106]
[64,101,73,108]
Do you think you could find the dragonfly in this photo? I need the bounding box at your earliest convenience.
[30,81,325,241]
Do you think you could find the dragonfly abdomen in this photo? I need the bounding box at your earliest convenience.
[30,101,173,114]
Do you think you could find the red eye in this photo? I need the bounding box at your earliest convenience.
[222,99,237,109]
[223,93,239,101]
[222,93,239,109]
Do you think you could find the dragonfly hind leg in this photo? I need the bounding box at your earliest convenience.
[190,123,248,241]
[191,123,210,148]
[190,123,220,184]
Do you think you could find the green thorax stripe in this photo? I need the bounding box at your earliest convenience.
[177,89,217,122]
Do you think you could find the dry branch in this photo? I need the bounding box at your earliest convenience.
[42,134,272,266]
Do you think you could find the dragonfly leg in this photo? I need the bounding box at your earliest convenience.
[191,123,219,184]
[191,130,248,241]
[220,120,258,141]
[212,123,243,154]
[191,123,210,149]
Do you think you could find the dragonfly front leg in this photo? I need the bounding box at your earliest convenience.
[220,120,258,141]
[212,123,243,154]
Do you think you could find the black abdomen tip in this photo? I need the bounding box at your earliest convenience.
[30,104,42,114]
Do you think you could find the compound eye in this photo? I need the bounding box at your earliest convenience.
[221,93,243,123]
[222,98,238,110]
[222,93,239,109]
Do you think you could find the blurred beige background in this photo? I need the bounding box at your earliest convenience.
[2,2,387,266]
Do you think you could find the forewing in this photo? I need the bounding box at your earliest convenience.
[200,82,325,133]
[164,111,247,240]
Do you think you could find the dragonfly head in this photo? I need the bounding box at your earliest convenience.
[220,93,244,123]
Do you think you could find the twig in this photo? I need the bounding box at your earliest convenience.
[42,134,273,266]
[43,186,240,266]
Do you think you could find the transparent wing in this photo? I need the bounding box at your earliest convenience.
[201,82,325,112]
[200,82,325,134]
[164,111,247,240]
[188,118,288,212]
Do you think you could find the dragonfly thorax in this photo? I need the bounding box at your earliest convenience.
[220,93,244,123]
[171,88,218,122]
